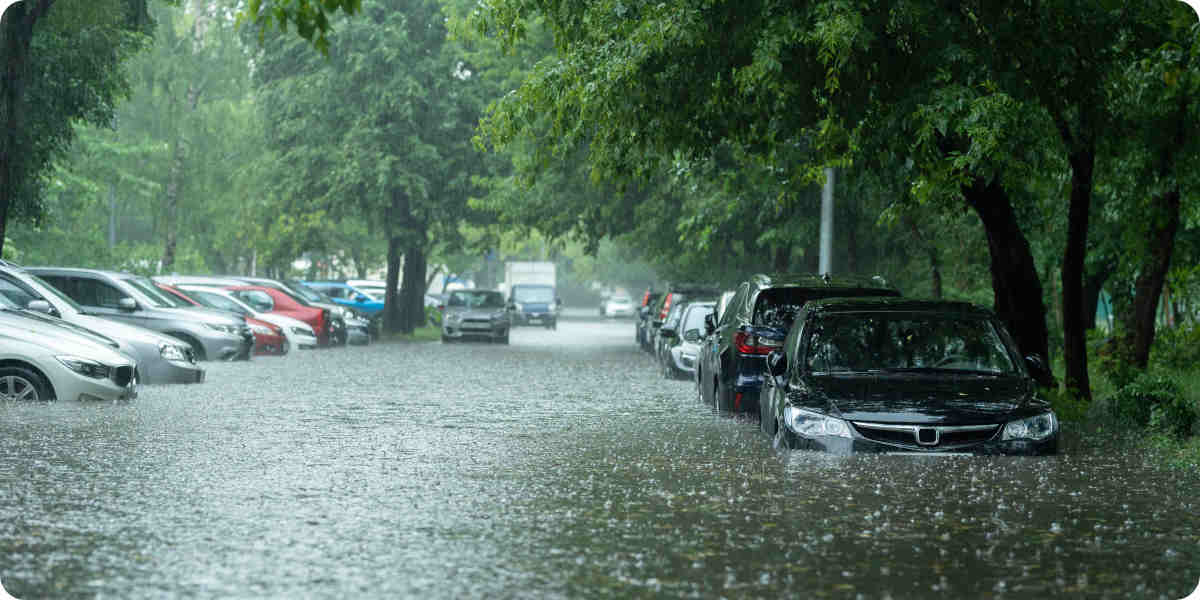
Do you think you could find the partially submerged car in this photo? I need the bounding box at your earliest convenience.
[442,289,511,344]
[760,298,1058,455]
[0,294,138,402]
[0,261,204,384]
[173,285,319,350]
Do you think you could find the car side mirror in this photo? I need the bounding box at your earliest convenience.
[1024,354,1053,386]
[704,313,716,335]
[683,329,701,342]
[26,299,54,315]
[355,294,369,303]
[118,297,138,311]
[767,350,788,378]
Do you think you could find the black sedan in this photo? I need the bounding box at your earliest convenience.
[759,298,1058,455]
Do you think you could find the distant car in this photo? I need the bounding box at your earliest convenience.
[602,294,635,318]
[698,273,900,416]
[760,298,1058,455]
[30,268,254,362]
[441,289,511,344]
[174,285,319,350]
[0,293,138,402]
[660,301,715,379]
[303,281,385,316]
[224,285,336,348]
[0,261,204,384]
[157,284,288,356]
[635,290,663,351]
[508,284,560,329]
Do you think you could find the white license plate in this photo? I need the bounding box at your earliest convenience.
[528,318,542,324]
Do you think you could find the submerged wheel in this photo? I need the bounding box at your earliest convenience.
[772,419,797,450]
[441,335,453,344]
[0,366,51,402]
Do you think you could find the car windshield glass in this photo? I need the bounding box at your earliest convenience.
[682,305,712,333]
[447,290,504,309]
[126,277,187,308]
[0,293,17,309]
[351,287,384,301]
[27,273,84,312]
[753,288,897,329]
[190,289,249,315]
[805,312,1016,375]
[285,281,326,303]
[513,286,554,303]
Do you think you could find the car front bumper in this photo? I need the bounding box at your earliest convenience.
[442,322,509,340]
[786,426,1058,456]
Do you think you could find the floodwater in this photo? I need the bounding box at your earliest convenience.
[1,311,1198,599]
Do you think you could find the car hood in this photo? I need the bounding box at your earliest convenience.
[447,308,507,319]
[254,313,313,333]
[800,374,1035,425]
[11,309,121,349]
[69,313,185,348]
[0,310,130,363]
[156,306,244,326]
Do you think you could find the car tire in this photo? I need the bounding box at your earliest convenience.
[441,335,453,344]
[499,332,510,345]
[0,365,52,402]
[714,378,730,414]
[170,334,206,362]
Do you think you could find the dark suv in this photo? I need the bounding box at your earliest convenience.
[697,273,900,416]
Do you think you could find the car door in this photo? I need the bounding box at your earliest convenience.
[40,274,146,330]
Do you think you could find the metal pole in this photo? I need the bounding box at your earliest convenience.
[108,182,117,249]
[819,168,835,275]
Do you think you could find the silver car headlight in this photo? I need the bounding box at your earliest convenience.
[250,323,274,336]
[1001,411,1058,441]
[203,323,240,336]
[56,355,112,379]
[446,312,463,324]
[159,343,188,362]
[783,406,852,438]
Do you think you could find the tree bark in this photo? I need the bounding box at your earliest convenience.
[383,234,403,334]
[1061,148,1095,400]
[1126,190,1182,369]
[0,0,53,257]
[963,175,1054,386]
[904,214,942,299]
[398,241,426,333]
[772,242,790,272]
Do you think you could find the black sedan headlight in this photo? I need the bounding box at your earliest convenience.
[1001,411,1058,441]
[783,406,852,438]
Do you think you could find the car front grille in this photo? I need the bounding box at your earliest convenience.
[851,422,1000,450]
[112,365,135,388]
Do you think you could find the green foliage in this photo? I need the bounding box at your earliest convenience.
[1150,324,1200,371]
[1097,373,1192,437]
[239,0,361,54]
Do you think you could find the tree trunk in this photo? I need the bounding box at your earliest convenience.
[1126,190,1181,369]
[160,134,183,271]
[398,241,426,333]
[1061,149,1095,400]
[963,176,1054,386]
[383,234,403,334]
[772,242,790,272]
[1082,264,1111,332]
[0,1,52,257]
[905,214,942,299]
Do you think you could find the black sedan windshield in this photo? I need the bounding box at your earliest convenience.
[805,312,1016,375]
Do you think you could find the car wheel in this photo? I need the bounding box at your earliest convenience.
[714,378,730,413]
[441,335,453,344]
[0,366,52,402]
[499,332,510,345]
[170,334,206,362]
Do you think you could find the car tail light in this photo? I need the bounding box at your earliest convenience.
[658,293,673,320]
[734,330,782,355]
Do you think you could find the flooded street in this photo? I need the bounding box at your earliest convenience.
[2,311,1198,599]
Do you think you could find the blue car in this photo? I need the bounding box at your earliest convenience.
[302,281,385,316]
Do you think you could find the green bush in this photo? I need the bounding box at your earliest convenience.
[1098,373,1195,438]
[1151,324,1200,371]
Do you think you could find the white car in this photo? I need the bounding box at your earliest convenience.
[0,295,138,402]
[176,285,319,350]
[603,295,636,318]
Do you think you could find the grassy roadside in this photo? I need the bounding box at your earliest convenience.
[376,325,442,343]
[1048,358,1200,473]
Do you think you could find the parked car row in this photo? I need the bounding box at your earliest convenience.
[636,273,1060,456]
[0,260,387,403]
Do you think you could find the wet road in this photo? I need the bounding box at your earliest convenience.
[2,311,1198,599]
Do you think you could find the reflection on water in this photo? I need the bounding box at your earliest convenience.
[0,316,1196,598]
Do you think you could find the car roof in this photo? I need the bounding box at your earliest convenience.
[804,297,994,317]
[749,272,897,292]
[28,266,131,279]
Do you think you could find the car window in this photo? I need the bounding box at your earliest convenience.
[190,289,249,315]
[27,273,84,312]
[0,275,41,309]
[804,313,1016,375]
[233,290,275,312]
[681,305,711,333]
[719,284,748,327]
[48,276,130,309]
[125,277,188,308]
[752,288,898,329]
[512,286,555,303]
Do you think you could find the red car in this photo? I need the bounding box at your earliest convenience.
[157,283,289,356]
[224,285,333,347]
